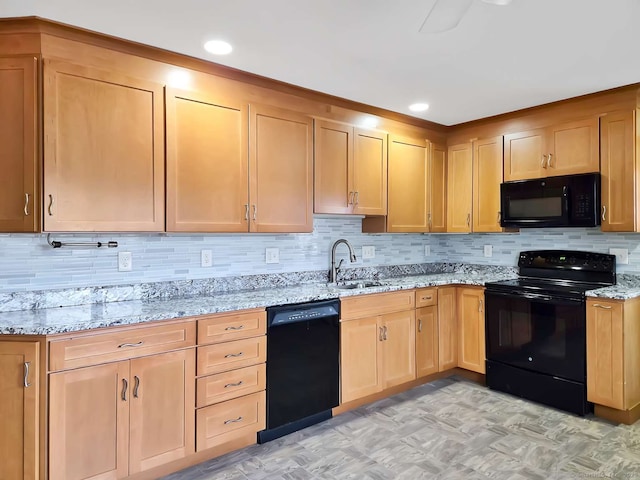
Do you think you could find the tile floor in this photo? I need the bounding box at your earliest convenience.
[162,377,640,479]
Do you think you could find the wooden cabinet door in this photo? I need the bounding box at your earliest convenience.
[0,57,39,232]
[249,104,313,232]
[340,317,383,403]
[381,310,416,388]
[457,288,486,374]
[0,341,39,480]
[437,287,457,371]
[586,300,624,410]
[49,361,129,480]
[166,88,249,232]
[129,349,195,474]
[353,128,387,215]
[429,143,447,232]
[548,117,599,177]
[314,120,353,214]
[416,306,438,378]
[387,135,428,232]
[446,143,472,232]
[503,129,546,181]
[600,111,636,232]
[473,136,503,232]
[43,60,165,232]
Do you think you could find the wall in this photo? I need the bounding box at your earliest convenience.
[2,218,640,293]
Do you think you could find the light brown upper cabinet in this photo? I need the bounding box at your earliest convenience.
[314,120,387,216]
[429,143,447,232]
[447,143,473,232]
[600,110,638,232]
[43,59,165,232]
[386,135,429,232]
[250,104,313,232]
[504,117,599,181]
[447,138,503,233]
[166,88,249,232]
[0,56,40,232]
[473,136,504,232]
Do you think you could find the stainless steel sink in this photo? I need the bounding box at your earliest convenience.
[331,280,383,290]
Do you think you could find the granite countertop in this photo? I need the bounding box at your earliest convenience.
[2,269,639,336]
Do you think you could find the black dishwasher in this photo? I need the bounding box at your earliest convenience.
[258,299,340,443]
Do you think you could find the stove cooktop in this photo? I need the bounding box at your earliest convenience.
[484,277,607,298]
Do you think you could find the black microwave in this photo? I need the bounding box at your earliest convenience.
[500,173,600,228]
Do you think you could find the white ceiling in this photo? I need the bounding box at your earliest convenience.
[3,0,640,125]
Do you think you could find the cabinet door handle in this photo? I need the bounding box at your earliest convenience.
[427,212,432,229]
[118,341,143,348]
[383,325,388,340]
[224,352,244,358]
[418,319,422,333]
[602,205,607,222]
[479,299,484,313]
[354,191,359,205]
[252,204,257,221]
[348,191,354,205]
[133,375,140,398]
[593,304,612,309]
[466,213,471,227]
[48,194,54,216]
[224,380,244,388]
[244,204,249,221]
[121,378,128,401]
[541,154,548,168]
[379,327,384,341]
[24,193,30,216]
[547,153,553,168]
[497,211,501,223]
[224,325,244,331]
[24,362,32,388]
[224,416,243,425]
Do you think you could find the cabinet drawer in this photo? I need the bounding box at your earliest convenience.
[197,364,266,407]
[415,288,437,308]
[341,290,415,321]
[49,321,196,371]
[196,391,265,451]
[197,309,266,345]
[197,336,266,376]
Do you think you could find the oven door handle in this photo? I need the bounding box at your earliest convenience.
[486,289,584,304]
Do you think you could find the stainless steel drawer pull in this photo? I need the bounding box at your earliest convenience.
[24,362,31,388]
[593,304,612,309]
[118,341,144,348]
[224,352,244,358]
[421,295,432,301]
[602,205,607,222]
[224,381,244,388]
[24,193,30,216]
[383,325,388,340]
[224,325,244,331]
[224,416,243,425]
[121,378,128,401]
[244,204,249,221]
[133,375,140,398]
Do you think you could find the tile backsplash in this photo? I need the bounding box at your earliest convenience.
[2,218,640,293]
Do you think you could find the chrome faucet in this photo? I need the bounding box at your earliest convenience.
[329,239,357,284]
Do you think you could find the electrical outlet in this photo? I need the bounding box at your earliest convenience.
[609,248,629,265]
[424,245,431,257]
[201,249,213,267]
[118,252,132,272]
[265,247,279,264]
[484,245,493,258]
[362,246,375,259]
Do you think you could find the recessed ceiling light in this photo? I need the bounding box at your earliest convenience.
[204,40,233,55]
[481,0,512,5]
[409,103,430,112]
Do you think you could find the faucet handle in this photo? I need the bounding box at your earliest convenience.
[336,258,345,274]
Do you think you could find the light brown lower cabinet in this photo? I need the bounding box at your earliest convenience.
[49,349,195,480]
[416,305,439,378]
[340,291,416,403]
[456,287,486,374]
[0,341,40,480]
[586,298,640,412]
[437,287,458,371]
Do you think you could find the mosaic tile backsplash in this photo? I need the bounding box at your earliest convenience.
[1,216,640,293]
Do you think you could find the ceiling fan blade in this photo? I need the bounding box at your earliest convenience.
[419,0,474,34]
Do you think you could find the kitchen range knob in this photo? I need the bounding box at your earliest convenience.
[528,357,533,362]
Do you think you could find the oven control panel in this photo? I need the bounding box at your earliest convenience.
[518,250,615,273]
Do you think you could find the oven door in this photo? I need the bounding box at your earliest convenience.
[485,290,585,382]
